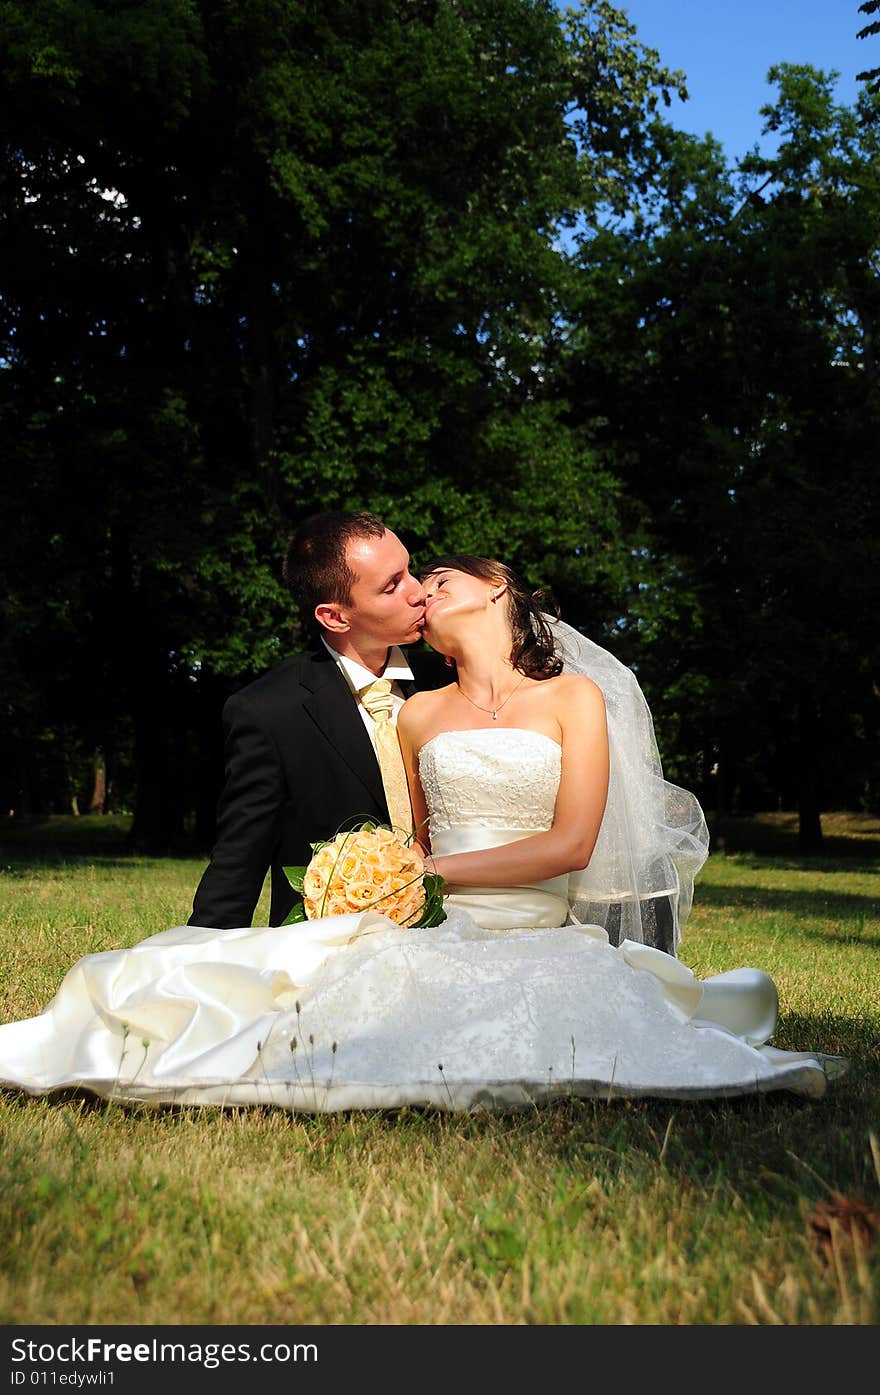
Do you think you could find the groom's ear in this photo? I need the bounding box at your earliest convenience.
[314,602,351,634]
[490,582,508,603]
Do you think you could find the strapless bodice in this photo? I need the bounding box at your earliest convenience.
[418,728,562,837]
[418,729,567,930]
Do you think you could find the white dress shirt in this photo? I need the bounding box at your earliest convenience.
[320,637,414,749]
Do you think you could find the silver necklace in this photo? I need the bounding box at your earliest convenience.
[455,672,527,721]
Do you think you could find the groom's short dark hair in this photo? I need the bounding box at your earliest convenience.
[284,510,387,615]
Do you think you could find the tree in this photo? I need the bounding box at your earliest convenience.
[2,2,689,844]
[559,65,880,849]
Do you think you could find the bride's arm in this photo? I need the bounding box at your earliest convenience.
[426,676,609,887]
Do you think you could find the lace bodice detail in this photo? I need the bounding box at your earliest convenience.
[418,728,562,836]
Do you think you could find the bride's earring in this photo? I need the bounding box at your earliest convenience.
[444,655,454,667]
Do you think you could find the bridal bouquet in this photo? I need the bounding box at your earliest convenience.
[281,823,445,928]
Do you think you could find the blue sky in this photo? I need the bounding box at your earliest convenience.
[598,1,870,159]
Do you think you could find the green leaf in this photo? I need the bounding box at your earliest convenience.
[282,865,307,894]
[279,865,308,926]
[413,872,447,929]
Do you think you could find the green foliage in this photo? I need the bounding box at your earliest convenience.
[560,64,880,833]
[4,5,877,842]
[279,866,307,925]
[4,1,683,838]
[560,0,688,228]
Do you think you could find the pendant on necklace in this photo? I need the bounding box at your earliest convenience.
[492,711,498,720]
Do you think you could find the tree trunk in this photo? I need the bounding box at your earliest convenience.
[65,753,80,817]
[796,690,824,854]
[89,750,106,814]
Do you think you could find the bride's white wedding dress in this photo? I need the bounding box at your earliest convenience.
[0,730,844,1108]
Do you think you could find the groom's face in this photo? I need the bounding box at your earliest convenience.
[341,529,426,647]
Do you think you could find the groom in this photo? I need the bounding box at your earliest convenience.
[189,510,442,929]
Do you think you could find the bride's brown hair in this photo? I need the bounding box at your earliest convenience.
[419,555,563,680]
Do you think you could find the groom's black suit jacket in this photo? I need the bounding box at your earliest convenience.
[189,643,445,929]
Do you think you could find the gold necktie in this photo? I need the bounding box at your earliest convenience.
[358,679,413,837]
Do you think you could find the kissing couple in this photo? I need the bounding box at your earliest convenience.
[0,512,845,1108]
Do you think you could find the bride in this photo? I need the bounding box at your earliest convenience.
[0,557,845,1108]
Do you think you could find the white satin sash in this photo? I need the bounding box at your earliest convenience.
[432,826,571,930]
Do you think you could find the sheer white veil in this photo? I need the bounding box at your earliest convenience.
[548,617,709,953]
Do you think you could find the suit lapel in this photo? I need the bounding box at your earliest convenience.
[300,649,385,807]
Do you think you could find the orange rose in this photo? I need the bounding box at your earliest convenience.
[301,827,427,926]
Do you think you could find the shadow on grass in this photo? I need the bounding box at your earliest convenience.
[0,856,189,877]
[695,880,880,932]
[708,812,880,862]
[0,814,205,863]
[714,852,880,878]
[405,1040,879,1213]
[2,1050,876,1248]
[717,834,880,864]
[777,1010,879,1058]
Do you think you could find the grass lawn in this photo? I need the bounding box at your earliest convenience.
[0,813,877,1325]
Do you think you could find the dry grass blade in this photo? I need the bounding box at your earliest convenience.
[805,1192,880,1263]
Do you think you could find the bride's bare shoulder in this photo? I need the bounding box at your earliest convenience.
[398,685,456,737]
[400,684,456,713]
[543,672,604,705]
[546,674,606,733]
